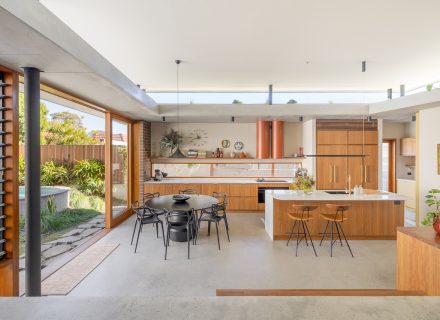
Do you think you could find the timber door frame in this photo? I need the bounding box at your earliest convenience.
[383,139,396,193]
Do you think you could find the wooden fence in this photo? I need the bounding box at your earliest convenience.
[19,145,106,163]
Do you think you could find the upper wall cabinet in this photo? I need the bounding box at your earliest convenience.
[348,131,378,145]
[401,138,416,156]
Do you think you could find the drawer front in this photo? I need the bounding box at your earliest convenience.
[228,197,258,211]
[229,184,258,197]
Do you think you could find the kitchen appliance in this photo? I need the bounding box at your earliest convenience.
[258,186,289,203]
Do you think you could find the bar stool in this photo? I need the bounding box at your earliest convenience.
[286,204,318,257]
[319,204,354,257]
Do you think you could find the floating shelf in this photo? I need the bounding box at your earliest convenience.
[151,157,305,164]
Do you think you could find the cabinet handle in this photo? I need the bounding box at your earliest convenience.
[333,165,336,183]
[360,165,363,184]
[364,165,368,183]
[329,165,333,183]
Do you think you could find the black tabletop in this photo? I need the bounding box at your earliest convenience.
[145,194,218,212]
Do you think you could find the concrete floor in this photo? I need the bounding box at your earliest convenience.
[68,213,397,297]
[2,296,440,320]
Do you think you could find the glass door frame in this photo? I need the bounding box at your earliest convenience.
[105,112,133,228]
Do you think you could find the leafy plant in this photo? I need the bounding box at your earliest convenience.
[46,196,57,215]
[426,84,434,92]
[41,161,69,185]
[71,160,105,196]
[421,189,440,226]
[160,129,182,152]
[39,208,101,234]
[69,188,90,209]
[19,156,25,185]
[287,99,298,104]
[290,168,315,191]
[232,99,243,104]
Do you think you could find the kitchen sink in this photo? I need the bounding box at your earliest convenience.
[256,178,288,183]
[325,191,349,195]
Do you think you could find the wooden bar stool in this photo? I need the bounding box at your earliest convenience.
[319,204,354,257]
[286,204,318,257]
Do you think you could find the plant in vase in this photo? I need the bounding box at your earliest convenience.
[421,189,440,235]
[160,129,183,157]
[290,168,315,195]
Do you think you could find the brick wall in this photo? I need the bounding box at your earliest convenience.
[135,121,151,202]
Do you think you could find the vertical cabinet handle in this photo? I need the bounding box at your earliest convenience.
[360,165,363,185]
[364,165,368,183]
[333,165,336,183]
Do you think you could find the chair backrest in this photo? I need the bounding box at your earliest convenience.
[132,201,146,219]
[179,189,199,195]
[212,192,228,207]
[165,209,194,226]
[143,192,160,202]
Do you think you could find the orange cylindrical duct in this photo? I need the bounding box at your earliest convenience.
[272,120,284,159]
[256,120,271,159]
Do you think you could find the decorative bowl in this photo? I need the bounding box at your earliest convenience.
[172,194,190,202]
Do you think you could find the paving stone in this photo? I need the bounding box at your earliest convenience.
[49,235,82,245]
[41,244,73,260]
[79,227,103,238]
[77,223,99,229]
[62,229,83,237]
[88,216,104,224]
[41,244,53,252]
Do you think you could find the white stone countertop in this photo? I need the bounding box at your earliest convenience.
[267,189,407,201]
[145,178,293,184]
[396,178,416,182]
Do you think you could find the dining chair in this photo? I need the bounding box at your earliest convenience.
[143,192,160,204]
[197,203,228,250]
[198,192,230,242]
[164,209,196,260]
[131,201,165,253]
[178,189,199,195]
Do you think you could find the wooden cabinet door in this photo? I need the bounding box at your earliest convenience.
[400,138,416,156]
[316,145,347,190]
[347,145,364,187]
[316,130,347,145]
[348,130,378,145]
[363,145,378,189]
[144,183,172,196]
[171,183,202,194]
[229,184,257,197]
[229,197,258,211]
[200,183,230,196]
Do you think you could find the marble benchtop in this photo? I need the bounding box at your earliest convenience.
[267,189,407,201]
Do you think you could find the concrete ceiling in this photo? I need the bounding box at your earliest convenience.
[41,0,440,92]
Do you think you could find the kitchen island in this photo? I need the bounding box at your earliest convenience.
[265,189,406,240]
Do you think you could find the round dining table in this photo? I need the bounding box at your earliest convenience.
[145,194,218,242]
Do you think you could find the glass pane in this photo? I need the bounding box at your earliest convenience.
[273,163,302,177]
[112,119,128,217]
[152,163,211,177]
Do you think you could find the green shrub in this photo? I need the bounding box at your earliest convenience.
[89,196,105,212]
[71,160,105,196]
[69,188,90,209]
[41,161,69,185]
[39,208,101,234]
[47,196,57,214]
[19,156,25,186]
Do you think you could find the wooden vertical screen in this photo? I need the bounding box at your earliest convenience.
[0,66,19,296]
[256,120,271,159]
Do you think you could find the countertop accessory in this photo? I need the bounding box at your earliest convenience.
[234,141,244,150]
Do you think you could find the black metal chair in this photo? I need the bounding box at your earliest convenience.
[197,203,229,250]
[164,209,196,260]
[143,192,160,203]
[197,192,230,243]
[131,201,165,253]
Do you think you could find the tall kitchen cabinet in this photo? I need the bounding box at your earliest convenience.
[316,123,378,190]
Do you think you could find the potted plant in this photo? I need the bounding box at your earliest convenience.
[421,189,440,235]
[290,168,315,195]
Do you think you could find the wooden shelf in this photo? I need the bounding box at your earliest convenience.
[151,157,304,164]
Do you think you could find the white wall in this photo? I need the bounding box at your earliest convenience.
[302,119,316,175]
[382,121,415,180]
[418,106,440,223]
[151,122,303,158]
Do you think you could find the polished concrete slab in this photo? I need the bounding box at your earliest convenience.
[68,213,397,297]
[1,296,440,320]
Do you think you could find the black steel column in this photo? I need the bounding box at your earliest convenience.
[24,67,41,296]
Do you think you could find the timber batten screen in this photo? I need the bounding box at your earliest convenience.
[0,71,7,260]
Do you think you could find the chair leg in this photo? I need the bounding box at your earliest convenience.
[165,226,170,260]
[295,219,301,257]
[160,222,165,247]
[195,218,201,245]
[223,215,230,242]
[156,223,159,238]
[187,224,190,259]
[130,218,138,245]
[337,222,354,257]
[302,221,309,246]
[304,221,317,257]
[330,221,334,257]
[208,221,211,236]
[134,222,143,253]
[334,221,343,246]
[286,220,297,246]
[215,220,220,250]
[320,221,329,246]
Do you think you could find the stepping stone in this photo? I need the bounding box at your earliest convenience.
[61,229,83,237]
[77,223,99,229]
[49,235,82,245]
[79,227,102,238]
[41,244,53,252]
[42,244,73,260]
[88,217,104,224]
